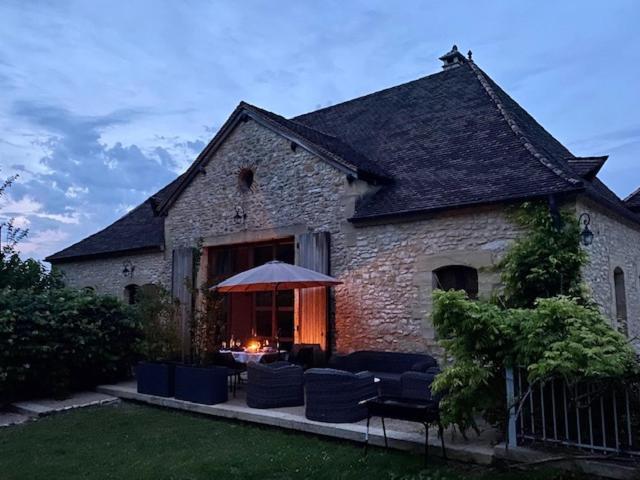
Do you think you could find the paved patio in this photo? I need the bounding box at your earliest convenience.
[97,380,498,465]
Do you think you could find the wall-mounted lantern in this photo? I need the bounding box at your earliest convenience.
[578,213,594,246]
[234,206,247,224]
[122,260,136,278]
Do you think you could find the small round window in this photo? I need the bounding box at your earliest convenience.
[238,168,254,192]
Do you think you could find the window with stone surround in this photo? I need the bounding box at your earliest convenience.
[613,267,628,336]
[433,265,479,299]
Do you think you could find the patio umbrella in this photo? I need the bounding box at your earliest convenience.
[212,260,342,292]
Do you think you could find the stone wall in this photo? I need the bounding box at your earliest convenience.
[336,208,518,354]
[577,197,640,349]
[54,116,640,357]
[54,250,168,301]
[164,118,520,355]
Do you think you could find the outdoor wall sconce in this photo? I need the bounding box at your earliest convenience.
[234,206,247,224]
[122,260,136,278]
[578,213,594,246]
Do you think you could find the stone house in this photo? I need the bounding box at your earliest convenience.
[47,47,640,355]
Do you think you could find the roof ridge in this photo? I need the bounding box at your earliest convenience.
[466,60,583,188]
[247,102,341,141]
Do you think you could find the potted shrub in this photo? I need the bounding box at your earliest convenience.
[135,285,181,397]
[174,364,228,404]
[173,283,229,405]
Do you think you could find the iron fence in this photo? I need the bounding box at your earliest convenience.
[506,367,640,456]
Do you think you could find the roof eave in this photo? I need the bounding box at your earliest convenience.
[348,187,584,225]
[46,244,164,264]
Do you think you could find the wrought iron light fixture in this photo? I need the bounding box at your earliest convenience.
[578,213,594,246]
[234,206,247,224]
[122,260,136,278]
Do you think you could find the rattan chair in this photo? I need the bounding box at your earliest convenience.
[246,361,304,409]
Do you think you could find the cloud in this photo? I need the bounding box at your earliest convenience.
[17,228,70,256]
[0,194,81,224]
[1,101,189,259]
[1,0,639,260]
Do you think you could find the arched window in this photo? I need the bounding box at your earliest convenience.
[433,265,479,299]
[124,284,140,305]
[613,267,628,336]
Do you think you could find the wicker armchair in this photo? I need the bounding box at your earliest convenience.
[304,368,377,423]
[246,361,304,409]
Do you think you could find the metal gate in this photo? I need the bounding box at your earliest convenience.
[506,367,640,456]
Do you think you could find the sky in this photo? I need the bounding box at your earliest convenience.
[1,1,639,260]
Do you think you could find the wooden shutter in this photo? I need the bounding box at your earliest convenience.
[172,247,195,361]
[296,232,330,350]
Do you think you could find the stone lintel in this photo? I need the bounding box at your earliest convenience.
[202,224,309,248]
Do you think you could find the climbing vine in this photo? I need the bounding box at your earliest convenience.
[431,201,638,433]
[499,201,588,308]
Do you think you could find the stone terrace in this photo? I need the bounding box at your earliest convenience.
[98,381,497,464]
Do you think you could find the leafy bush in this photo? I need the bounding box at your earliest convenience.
[134,284,181,362]
[0,287,142,402]
[432,291,638,432]
[1,172,142,403]
[517,296,637,381]
[0,246,63,292]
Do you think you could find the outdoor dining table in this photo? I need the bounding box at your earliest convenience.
[219,350,285,364]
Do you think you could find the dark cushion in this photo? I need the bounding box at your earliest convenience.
[400,371,442,402]
[371,371,402,396]
[328,351,439,375]
[411,358,438,372]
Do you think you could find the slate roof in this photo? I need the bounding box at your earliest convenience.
[567,156,608,179]
[625,187,640,212]
[294,61,585,220]
[48,57,639,263]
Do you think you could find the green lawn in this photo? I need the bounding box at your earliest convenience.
[0,403,581,480]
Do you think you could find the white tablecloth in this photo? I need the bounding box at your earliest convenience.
[219,350,283,364]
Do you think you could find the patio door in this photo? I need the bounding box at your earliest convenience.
[296,232,330,350]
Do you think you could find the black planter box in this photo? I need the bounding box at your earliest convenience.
[136,362,175,397]
[174,365,229,405]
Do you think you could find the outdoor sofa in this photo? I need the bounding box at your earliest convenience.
[246,361,304,408]
[287,343,324,369]
[304,368,377,423]
[328,350,439,396]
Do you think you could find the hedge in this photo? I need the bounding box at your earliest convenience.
[0,287,142,403]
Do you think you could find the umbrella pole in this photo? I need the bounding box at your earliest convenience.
[274,282,279,347]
